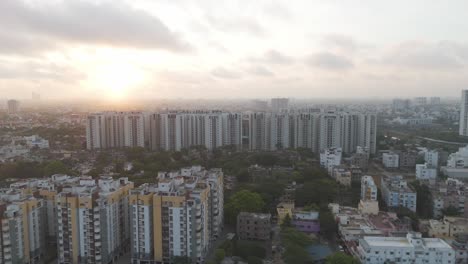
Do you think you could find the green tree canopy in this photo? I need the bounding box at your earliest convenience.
[442,205,462,217]
[326,252,360,264]
[43,160,70,176]
[225,190,265,225]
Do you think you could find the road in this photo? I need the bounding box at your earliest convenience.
[417,137,467,146]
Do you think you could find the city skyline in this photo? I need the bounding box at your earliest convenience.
[1,0,468,101]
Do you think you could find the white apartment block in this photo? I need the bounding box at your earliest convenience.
[320,148,342,175]
[383,152,399,168]
[416,163,438,180]
[86,112,144,149]
[124,112,145,148]
[357,233,455,264]
[0,190,46,264]
[381,176,417,212]
[460,90,468,136]
[425,150,439,168]
[88,110,377,154]
[129,166,223,264]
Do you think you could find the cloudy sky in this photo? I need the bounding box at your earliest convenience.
[1,0,468,100]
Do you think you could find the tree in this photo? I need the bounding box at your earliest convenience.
[442,206,462,217]
[319,209,338,239]
[281,213,292,228]
[234,240,266,259]
[410,181,433,218]
[215,249,225,264]
[224,190,265,225]
[281,227,314,264]
[295,179,337,207]
[172,256,191,264]
[326,252,360,264]
[236,168,250,182]
[43,160,70,176]
[247,256,263,264]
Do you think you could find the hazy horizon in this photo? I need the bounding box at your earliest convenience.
[1,0,468,101]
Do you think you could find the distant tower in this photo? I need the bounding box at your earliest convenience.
[460,90,468,136]
[7,99,19,114]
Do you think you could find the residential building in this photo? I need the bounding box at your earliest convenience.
[0,191,46,264]
[460,90,468,136]
[24,135,49,149]
[425,150,439,168]
[87,110,378,154]
[399,151,419,168]
[381,176,417,212]
[237,212,271,240]
[356,232,455,264]
[428,217,468,238]
[7,99,19,114]
[86,111,145,149]
[129,166,223,264]
[450,233,468,264]
[382,152,399,169]
[333,167,352,186]
[350,148,369,171]
[320,148,342,175]
[358,200,380,215]
[56,176,134,264]
[442,145,468,179]
[329,204,410,244]
[292,210,320,234]
[416,163,438,181]
[414,97,428,106]
[361,176,378,201]
[431,178,468,218]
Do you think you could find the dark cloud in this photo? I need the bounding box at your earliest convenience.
[0,0,192,53]
[205,15,265,36]
[380,41,467,70]
[306,52,354,70]
[246,66,275,77]
[211,67,242,79]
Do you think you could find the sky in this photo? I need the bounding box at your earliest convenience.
[1,0,468,101]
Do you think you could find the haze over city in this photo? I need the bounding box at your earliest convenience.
[4,2,468,264]
[1,0,468,101]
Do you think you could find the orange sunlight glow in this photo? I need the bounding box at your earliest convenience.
[88,63,146,100]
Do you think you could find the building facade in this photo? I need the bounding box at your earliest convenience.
[381,176,417,212]
[357,233,455,264]
[129,167,223,264]
[87,110,378,154]
[237,212,271,240]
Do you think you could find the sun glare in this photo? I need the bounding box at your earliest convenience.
[89,63,146,100]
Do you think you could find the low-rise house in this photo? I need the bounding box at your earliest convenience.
[381,176,417,212]
[356,232,455,264]
[292,210,320,234]
[237,212,271,240]
[428,217,468,238]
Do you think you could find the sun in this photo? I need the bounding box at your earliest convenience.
[89,63,145,100]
